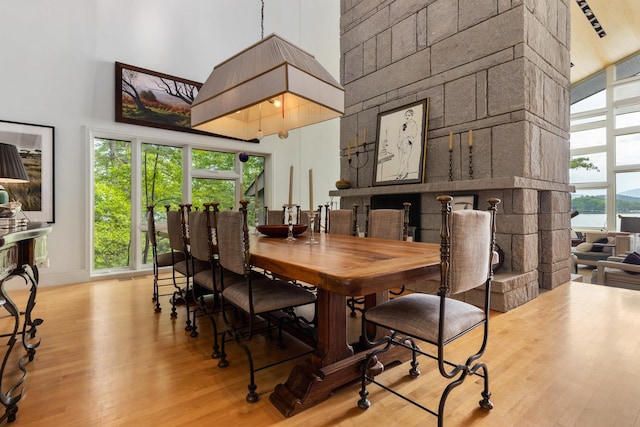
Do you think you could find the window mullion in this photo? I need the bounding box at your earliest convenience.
[605,66,617,231]
[131,138,142,270]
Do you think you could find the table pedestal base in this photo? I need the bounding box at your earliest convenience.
[269,344,409,417]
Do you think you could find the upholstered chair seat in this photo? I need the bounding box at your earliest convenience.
[223,270,316,314]
[363,293,484,344]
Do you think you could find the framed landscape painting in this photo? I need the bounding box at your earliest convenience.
[115,62,210,135]
[0,120,55,223]
[373,99,429,185]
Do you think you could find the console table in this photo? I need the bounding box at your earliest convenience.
[0,223,51,422]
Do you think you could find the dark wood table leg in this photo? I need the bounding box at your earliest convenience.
[269,288,405,417]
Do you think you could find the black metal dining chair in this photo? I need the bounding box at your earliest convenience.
[298,207,320,232]
[327,204,359,235]
[365,202,411,240]
[357,195,500,426]
[187,204,223,346]
[165,204,209,329]
[215,200,317,403]
[263,206,286,224]
[347,202,412,316]
[146,205,184,313]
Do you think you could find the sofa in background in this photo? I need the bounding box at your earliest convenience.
[571,232,633,271]
[591,253,640,289]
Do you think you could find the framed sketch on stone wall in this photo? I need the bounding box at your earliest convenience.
[373,98,429,186]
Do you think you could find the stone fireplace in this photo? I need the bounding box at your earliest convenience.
[370,193,421,241]
[331,0,574,311]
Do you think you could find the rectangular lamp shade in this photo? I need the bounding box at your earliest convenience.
[191,34,344,141]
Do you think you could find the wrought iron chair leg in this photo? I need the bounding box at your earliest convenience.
[276,321,286,349]
[347,297,357,317]
[153,275,161,312]
[170,291,179,318]
[184,282,193,332]
[438,370,467,427]
[217,331,229,368]
[358,342,391,410]
[478,363,493,411]
[407,338,420,377]
[238,339,258,403]
[210,313,220,359]
[189,292,205,338]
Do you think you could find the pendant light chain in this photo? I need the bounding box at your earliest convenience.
[261,0,264,39]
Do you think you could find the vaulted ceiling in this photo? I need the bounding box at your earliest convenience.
[570,0,640,84]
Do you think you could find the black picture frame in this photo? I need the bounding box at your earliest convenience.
[373,99,429,185]
[0,119,55,223]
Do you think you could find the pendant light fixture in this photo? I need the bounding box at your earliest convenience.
[191,1,344,141]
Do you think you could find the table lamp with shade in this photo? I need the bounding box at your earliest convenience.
[0,143,29,205]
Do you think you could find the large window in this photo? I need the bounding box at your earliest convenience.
[91,132,266,276]
[570,53,640,231]
[94,138,132,271]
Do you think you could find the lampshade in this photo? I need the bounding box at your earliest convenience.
[0,143,29,183]
[191,33,344,141]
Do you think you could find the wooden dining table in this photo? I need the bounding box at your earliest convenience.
[249,231,441,417]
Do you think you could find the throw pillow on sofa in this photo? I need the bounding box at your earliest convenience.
[591,237,611,252]
[622,252,640,275]
[575,242,592,252]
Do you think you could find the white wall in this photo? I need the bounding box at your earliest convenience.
[0,0,341,286]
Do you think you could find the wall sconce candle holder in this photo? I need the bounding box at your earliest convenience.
[348,142,369,188]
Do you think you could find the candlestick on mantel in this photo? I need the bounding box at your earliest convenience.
[308,169,314,213]
[469,129,473,147]
[449,131,453,151]
[288,165,293,208]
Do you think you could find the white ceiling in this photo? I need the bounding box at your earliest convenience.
[570,0,640,84]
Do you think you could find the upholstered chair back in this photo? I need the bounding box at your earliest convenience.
[329,209,357,236]
[448,209,492,295]
[369,209,406,240]
[166,209,186,252]
[216,210,248,276]
[147,207,158,247]
[188,210,210,262]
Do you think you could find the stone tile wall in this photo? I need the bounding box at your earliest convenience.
[336,0,574,307]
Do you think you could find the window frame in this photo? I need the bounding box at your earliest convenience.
[88,128,270,278]
[571,59,640,232]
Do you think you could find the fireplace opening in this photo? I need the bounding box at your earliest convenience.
[370,193,421,242]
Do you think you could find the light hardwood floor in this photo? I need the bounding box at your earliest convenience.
[3,274,640,426]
